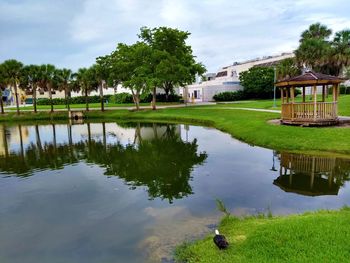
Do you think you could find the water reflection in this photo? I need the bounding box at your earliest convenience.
[0,122,207,202]
[274,152,350,196]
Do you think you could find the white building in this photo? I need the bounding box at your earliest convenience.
[180,52,295,102]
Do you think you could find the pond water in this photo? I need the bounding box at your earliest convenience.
[1,122,350,262]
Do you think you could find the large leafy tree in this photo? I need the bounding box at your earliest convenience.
[109,42,154,110]
[139,26,206,105]
[1,59,23,114]
[239,67,275,99]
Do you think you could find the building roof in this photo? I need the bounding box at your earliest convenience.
[276,70,345,87]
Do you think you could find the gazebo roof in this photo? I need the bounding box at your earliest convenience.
[276,70,344,87]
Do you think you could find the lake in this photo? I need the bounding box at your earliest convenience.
[1,121,350,262]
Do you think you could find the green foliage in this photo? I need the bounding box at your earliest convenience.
[36,95,112,105]
[276,58,301,80]
[239,67,275,99]
[109,92,133,104]
[339,85,350,94]
[213,90,246,101]
[296,23,350,76]
[139,26,206,97]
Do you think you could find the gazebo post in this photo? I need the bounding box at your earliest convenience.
[302,86,306,103]
[322,85,325,102]
[286,88,289,103]
[313,85,317,121]
[291,87,295,120]
[281,88,284,104]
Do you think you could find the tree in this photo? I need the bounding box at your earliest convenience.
[1,60,23,114]
[296,23,332,71]
[21,65,41,113]
[55,68,73,111]
[0,64,6,114]
[75,67,97,111]
[330,30,350,76]
[38,64,56,113]
[139,26,206,105]
[109,42,154,110]
[300,22,332,42]
[276,58,301,80]
[95,56,112,111]
[239,67,275,99]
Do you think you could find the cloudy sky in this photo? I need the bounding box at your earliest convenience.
[1,0,350,72]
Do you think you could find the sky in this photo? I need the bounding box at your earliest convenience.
[1,0,350,73]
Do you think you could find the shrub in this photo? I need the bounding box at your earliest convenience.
[109,92,133,104]
[36,95,112,105]
[213,90,246,102]
[340,85,350,94]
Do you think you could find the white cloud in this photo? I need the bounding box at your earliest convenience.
[1,0,350,72]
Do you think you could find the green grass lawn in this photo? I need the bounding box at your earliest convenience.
[175,208,350,263]
[213,94,350,116]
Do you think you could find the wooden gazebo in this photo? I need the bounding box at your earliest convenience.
[275,71,345,126]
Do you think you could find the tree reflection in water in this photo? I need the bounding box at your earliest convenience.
[0,122,207,203]
[274,152,350,196]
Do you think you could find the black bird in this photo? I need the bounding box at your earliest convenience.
[213,229,229,249]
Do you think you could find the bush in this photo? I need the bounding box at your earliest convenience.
[340,85,350,94]
[36,95,112,105]
[213,90,246,102]
[109,92,133,104]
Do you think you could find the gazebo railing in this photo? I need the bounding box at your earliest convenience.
[282,102,337,121]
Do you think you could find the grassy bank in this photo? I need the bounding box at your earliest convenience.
[85,106,350,155]
[2,100,350,154]
[175,208,350,263]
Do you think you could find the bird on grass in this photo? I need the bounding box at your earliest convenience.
[213,229,229,250]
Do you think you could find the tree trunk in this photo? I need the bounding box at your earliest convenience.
[132,91,140,111]
[152,87,156,110]
[0,89,4,114]
[48,83,53,113]
[99,82,104,111]
[65,85,70,112]
[85,89,89,111]
[33,84,37,113]
[14,81,20,115]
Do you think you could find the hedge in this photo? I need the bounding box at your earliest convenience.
[36,93,182,105]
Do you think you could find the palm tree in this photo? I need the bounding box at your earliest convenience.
[75,68,97,111]
[1,60,23,114]
[39,64,56,113]
[21,65,41,113]
[96,56,111,111]
[55,68,73,112]
[300,23,332,42]
[331,30,350,76]
[0,64,6,114]
[276,58,301,80]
